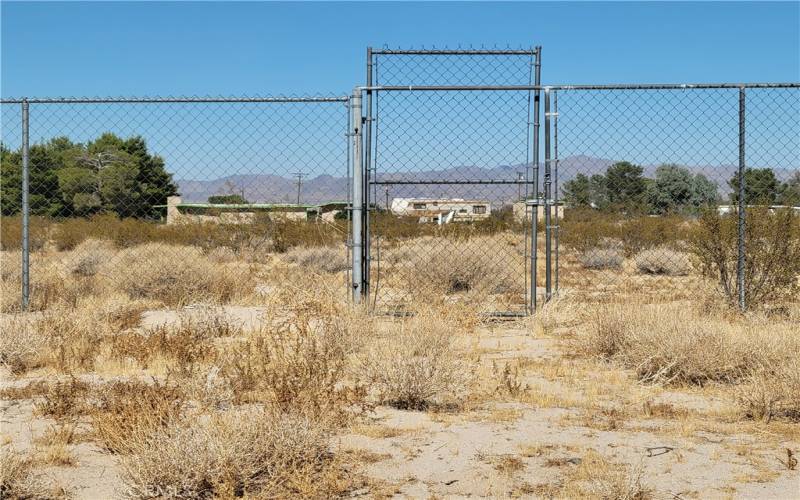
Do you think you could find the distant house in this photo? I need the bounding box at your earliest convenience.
[512,201,565,222]
[159,196,347,225]
[390,198,491,224]
[716,204,800,215]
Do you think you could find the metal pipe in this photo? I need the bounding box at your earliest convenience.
[370,49,537,55]
[544,88,552,302]
[364,47,373,299]
[2,83,797,105]
[529,46,541,313]
[371,179,535,185]
[349,82,800,93]
[553,90,560,295]
[737,86,746,312]
[21,99,30,311]
[350,88,364,304]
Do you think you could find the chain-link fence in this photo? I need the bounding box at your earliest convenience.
[2,47,798,314]
[548,84,799,307]
[1,97,351,311]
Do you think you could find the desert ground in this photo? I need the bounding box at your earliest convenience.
[1,218,799,499]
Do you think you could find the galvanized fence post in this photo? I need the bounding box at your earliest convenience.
[350,88,364,304]
[544,88,552,302]
[21,99,30,311]
[737,86,746,312]
[529,47,542,314]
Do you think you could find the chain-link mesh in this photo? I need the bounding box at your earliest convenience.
[552,86,799,303]
[0,97,351,311]
[367,49,538,314]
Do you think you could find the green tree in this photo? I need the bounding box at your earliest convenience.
[728,168,780,205]
[648,164,718,214]
[208,194,249,204]
[605,161,647,210]
[778,171,800,207]
[561,174,591,208]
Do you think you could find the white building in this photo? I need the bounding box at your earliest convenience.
[390,198,491,224]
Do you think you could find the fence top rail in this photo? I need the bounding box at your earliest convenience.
[357,82,800,92]
[370,47,539,55]
[0,95,350,104]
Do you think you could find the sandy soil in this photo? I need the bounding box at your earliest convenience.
[2,308,798,499]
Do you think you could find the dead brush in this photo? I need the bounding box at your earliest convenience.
[91,379,185,454]
[35,378,91,419]
[0,314,47,374]
[106,242,242,307]
[66,238,117,277]
[109,310,238,374]
[355,305,474,411]
[282,245,349,273]
[736,357,800,423]
[579,246,624,270]
[120,407,348,499]
[219,297,366,420]
[559,449,652,500]
[634,246,691,276]
[401,234,523,295]
[580,302,800,406]
[0,448,55,499]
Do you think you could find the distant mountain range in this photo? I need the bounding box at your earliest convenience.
[175,155,797,205]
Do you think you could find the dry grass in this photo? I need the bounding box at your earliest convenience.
[397,234,523,295]
[120,407,348,499]
[579,302,800,420]
[109,243,242,307]
[282,245,349,273]
[634,247,691,276]
[558,449,652,499]
[0,448,57,499]
[0,315,47,374]
[356,306,474,410]
[579,246,624,270]
[66,238,116,277]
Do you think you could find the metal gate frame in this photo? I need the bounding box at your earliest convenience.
[352,47,543,315]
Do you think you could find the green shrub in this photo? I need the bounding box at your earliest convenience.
[689,207,800,307]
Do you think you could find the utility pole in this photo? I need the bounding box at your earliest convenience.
[292,172,306,205]
[384,186,390,212]
[517,171,524,201]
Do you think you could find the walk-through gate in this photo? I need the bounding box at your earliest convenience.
[351,48,544,315]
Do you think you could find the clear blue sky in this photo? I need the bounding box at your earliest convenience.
[2,1,798,97]
[1,2,797,192]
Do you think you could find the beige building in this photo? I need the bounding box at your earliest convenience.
[512,201,565,222]
[162,196,347,225]
[390,198,491,224]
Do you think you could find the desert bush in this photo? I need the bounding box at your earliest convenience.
[66,238,116,277]
[110,310,239,374]
[579,247,624,270]
[108,243,240,307]
[737,357,800,422]
[0,315,46,374]
[91,380,185,454]
[35,378,91,418]
[0,449,53,499]
[0,215,50,251]
[634,247,691,276]
[283,245,349,273]
[403,235,522,294]
[690,207,800,307]
[581,303,800,389]
[356,307,473,410]
[0,256,84,312]
[120,408,343,499]
[220,296,366,419]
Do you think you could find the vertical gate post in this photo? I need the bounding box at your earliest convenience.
[529,46,542,314]
[21,99,30,311]
[737,86,746,312]
[364,48,373,299]
[544,88,552,302]
[553,90,559,295]
[350,89,365,304]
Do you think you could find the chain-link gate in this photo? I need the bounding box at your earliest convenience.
[1,96,352,311]
[357,48,543,315]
